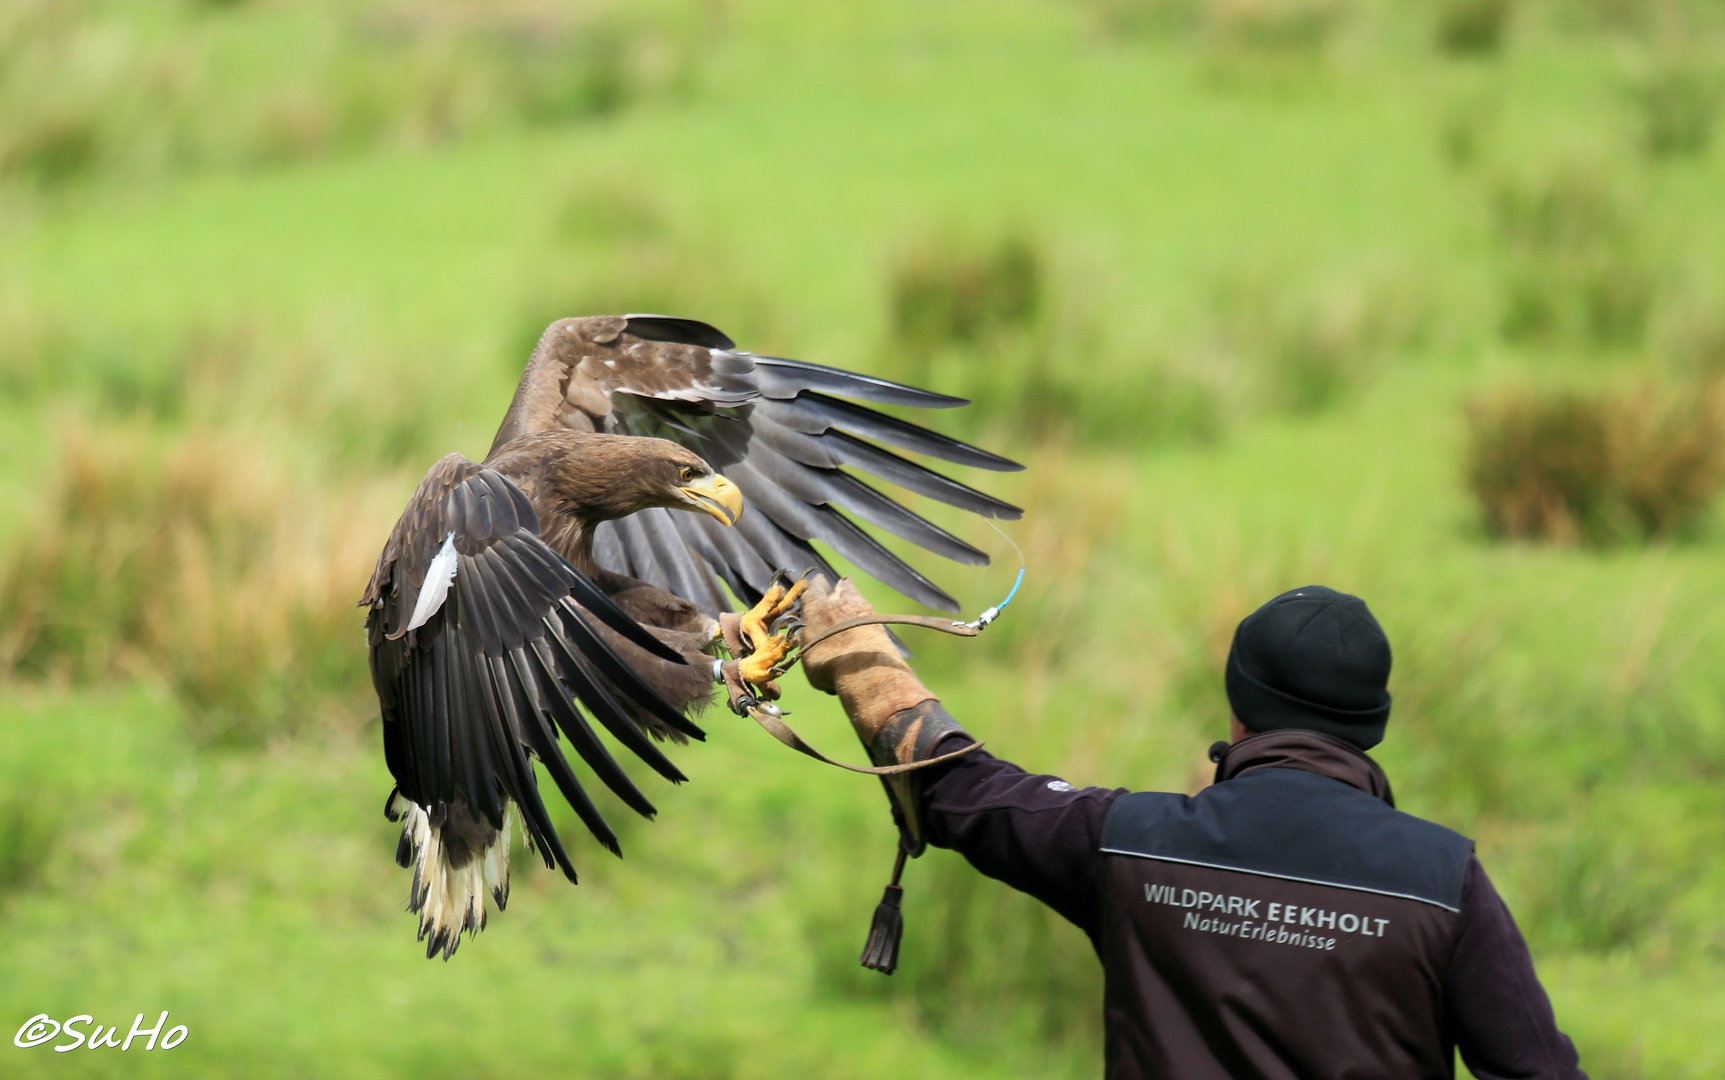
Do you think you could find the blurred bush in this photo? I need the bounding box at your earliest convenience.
[1079,0,1354,70]
[1656,294,1725,377]
[1630,52,1722,158]
[1084,0,1199,38]
[1439,87,1502,168]
[1517,785,1725,953]
[1435,0,1515,55]
[1465,382,1725,544]
[553,172,669,245]
[1204,0,1351,53]
[902,856,1102,1054]
[1493,161,1655,347]
[890,234,1043,356]
[1551,0,1725,39]
[879,231,1425,448]
[0,784,60,903]
[0,420,389,744]
[885,230,1083,442]
[1206,269,1427,415]
[0,0,704,190]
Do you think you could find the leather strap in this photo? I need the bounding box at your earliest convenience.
[720,607,970,662]
[774,614,977,678]
[744,700,984,776]
[716,610,984,774]
[718,656,983,775]
[718,610,749,655]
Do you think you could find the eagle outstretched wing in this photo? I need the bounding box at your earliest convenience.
[488,315,1024,615]
[362,455,701,888]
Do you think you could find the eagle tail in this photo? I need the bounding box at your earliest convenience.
[388,792,510,960]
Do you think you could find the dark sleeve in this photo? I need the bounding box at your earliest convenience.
[1446,854,1588,1080]
[916,731,1127,940]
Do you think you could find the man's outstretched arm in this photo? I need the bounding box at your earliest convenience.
[799,579,1122,939]
[917,727,1124,940]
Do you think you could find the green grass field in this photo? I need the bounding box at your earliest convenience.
[3,1,1724,1076]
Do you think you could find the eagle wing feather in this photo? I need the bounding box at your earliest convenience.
[492,314,1024,614]
[365,458,700,885]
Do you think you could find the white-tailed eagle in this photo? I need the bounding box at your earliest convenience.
[361,315,1020,957]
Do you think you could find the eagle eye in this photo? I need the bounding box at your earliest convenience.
[679,466,695,482]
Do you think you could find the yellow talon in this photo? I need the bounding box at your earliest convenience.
[736,577,809,688]
[739,579,808,653]
[740,583,784,653]
[739,634,795,685]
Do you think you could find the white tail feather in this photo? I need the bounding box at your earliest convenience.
[483,816,511,910]
[395,798,511,960]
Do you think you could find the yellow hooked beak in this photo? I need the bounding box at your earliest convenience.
[678,472,743,527]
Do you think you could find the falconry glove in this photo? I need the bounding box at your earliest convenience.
[800,577,975,854]
[799,577,981,973]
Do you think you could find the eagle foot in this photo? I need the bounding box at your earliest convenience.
[737,574,808,686]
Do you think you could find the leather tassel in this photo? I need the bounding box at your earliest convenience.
[860,883,904,973]
[860,847,908,974]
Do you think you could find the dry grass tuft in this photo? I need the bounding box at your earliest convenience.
[0,0,703,189]
[889,233,1043,355]
[1656,296,1725,377]
[1196,268,1427,416]
[1079,0,1352,50]
[1084,0,1197,38]
[1435,0,1514,56]
[553,172,669,244]
[1631,54,1722,159]
[878,237,1425,452]
[1493,162,1654,348]
[0,781,60,901]
[1205,0,1350,53]
[1265,277,1426,412]
[1465,382,1725,545]
[0,420,396,743]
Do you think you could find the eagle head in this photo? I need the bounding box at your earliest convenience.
[551,435,742,527]
[657,446,744,527]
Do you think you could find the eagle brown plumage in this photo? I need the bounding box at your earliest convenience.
[362,314,1021,958]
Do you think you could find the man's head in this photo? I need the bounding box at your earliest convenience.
[1225,585,1392,750]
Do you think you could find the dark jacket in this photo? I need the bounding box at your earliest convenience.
[916,720,1586,1080]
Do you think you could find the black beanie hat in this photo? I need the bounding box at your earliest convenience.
[1224,585,1392,750]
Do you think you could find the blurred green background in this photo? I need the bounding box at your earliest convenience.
[3,0,1724,1076]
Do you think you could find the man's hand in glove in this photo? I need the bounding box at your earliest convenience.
[799,576,973,854]
[800,578,934,736]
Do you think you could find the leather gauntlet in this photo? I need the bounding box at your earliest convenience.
[800,578,973,855]
[863,699,971,855]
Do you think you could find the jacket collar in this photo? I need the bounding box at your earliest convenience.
[1212,728,1394,807]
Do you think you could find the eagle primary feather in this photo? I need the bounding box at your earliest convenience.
[363,314,1022,959]
[495,315,1023,613]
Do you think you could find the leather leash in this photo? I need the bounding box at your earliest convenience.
[717,600,1003,976]
[783,613,977,663]
[716,611,984,776]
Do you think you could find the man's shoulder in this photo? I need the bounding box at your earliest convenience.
[1101,769,1474,912]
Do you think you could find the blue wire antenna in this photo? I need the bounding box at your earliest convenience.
[960,519,1026,631]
